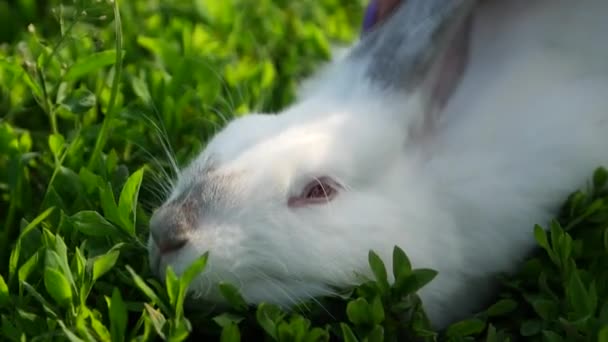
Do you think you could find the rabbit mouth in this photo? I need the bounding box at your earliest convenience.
[147,238,186,280]
[146,237,337,308]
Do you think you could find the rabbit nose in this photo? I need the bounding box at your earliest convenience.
[150,205,191,255]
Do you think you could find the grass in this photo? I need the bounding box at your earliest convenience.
[1,0,608,341]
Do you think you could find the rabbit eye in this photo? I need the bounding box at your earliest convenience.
[306,182,335,199]
[288,177,339,207]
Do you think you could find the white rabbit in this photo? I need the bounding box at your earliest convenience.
[147,0,608,328]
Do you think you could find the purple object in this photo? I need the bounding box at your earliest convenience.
[362,0,379,32]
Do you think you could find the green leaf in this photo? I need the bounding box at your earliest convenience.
[60,88,96,114]
[556,232,573,267]
[45,249,75,296]
[1,315,21,341]
[108,288,127,342]
[164,266,180,310]
[368,250,389,292]
[593,167,608,190]
[53,235,75,289]
[90,314,112,341]
[17,207,56,241]
[520,320,542,336]
[170,252,210,317]
[195,0,235,25]
[18,249,41,287]
[213,313,245,328]
[567,270,594,318]
[279,315,314,341]
[485,325,499,342]
[144,303,166,339]
[260,60,276,89]
[130,75,153,106]
[445,318,486,338]
[219,282,248,312]
[340,323,359,342]
[117,168,144,235]
[531,299,558,321]
[0,275,9,307]
[549,222,563,257]
[92,250,120,281]
[180,252,209,289]
[8,239,21,286]
[125,266,170,314]
[168,318,192,341]
[256,303,285,340]
[305,327,330,342]
[346,298,371,326]
[48,133,65,159]
[78,168,102,193]
[598,326,608,342]
[220,322,241,342]
[64,50,122,81]
[534,225,550,250]
[394,269,438,296]
[486,299,518,317]
[366,325,384,342]
[0,59,43,100]
[541,330,565,342]
[370,296,385,325]
[22,281,59,319]
[58,320,86,342]
[44,267,73,307]
[392,245,411,282]
[71,210,121,238]
[73,247,87,281]
[100,182,121,226]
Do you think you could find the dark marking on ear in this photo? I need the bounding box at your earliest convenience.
[361,0,472,113]
[430,14,472,112]
[409,12,473,142]
[362,0,380,32]
[354,0,475,142]
[362,0,404,33]
[350,0,475,92]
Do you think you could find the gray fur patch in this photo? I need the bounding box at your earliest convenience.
[170,171,236,224]
[349,0,473,91]
[149,170,238,245]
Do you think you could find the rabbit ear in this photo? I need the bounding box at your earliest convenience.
[362,0,403,33]
[350,0,475,131]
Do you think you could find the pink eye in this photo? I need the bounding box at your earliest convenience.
[288,177,340,208]
[305,183,334,199]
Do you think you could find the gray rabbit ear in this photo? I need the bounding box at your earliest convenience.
[349,0,475,127]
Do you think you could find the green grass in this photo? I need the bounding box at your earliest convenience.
[1,0,608,341]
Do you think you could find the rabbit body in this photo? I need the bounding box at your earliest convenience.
[401,0,608,324]
[148,0,608,327]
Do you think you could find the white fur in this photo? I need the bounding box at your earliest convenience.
[149,0,608,328]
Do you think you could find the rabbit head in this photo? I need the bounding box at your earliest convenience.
[148,0,608,328]
[147,0,474,312]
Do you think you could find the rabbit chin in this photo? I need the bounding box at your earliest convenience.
[148,237,345,309]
